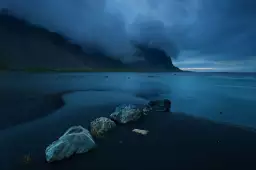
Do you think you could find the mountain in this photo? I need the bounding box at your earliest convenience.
[0,9,181,72]
[129,43,181,71]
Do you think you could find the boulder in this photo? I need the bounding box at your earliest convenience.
[148,99,171,112]
[110,104,143,124]
[45,126,96,162]
[90,117,116,137]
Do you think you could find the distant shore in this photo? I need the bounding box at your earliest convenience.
[0,67,183,73]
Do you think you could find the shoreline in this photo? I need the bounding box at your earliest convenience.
[1,104,256,170]
[0,92,65,130]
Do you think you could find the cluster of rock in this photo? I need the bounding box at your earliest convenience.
[45,99,171,162]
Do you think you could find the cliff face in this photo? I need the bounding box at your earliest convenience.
[129,43,181,71]
[0,11,180,71]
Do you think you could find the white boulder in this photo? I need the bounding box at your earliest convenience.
[45,125,96,162]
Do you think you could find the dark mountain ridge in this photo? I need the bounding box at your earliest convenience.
[0,9,181,71]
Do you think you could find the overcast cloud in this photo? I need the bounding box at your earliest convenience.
[0,0,255,71]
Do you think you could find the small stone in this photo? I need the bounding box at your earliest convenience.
[132,129,149,135]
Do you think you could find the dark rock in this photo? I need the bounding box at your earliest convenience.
[148,99,171,112]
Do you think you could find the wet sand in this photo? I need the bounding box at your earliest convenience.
[1,105,255,170]
[0,91,64,130]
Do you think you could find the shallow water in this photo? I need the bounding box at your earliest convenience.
[1,72,256,128]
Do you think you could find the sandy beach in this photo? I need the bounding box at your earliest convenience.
[1,104,256,170]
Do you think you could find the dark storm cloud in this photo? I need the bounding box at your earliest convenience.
[0,0,136,60]
[0,0,198,60]
[183,0,256,60]
[0,0,255,63]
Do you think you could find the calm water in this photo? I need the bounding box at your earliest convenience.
[1,72,256,128]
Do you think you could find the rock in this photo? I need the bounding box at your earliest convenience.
[90,117,116,137]
[45,126,96,162]
[148,99,171,112]
[110,104,143,124]
[142,105,152,115]
[132,129,149,135]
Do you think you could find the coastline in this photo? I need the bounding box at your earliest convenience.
[0,103,256,170]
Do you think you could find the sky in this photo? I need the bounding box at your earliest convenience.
[0,0,256,72]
